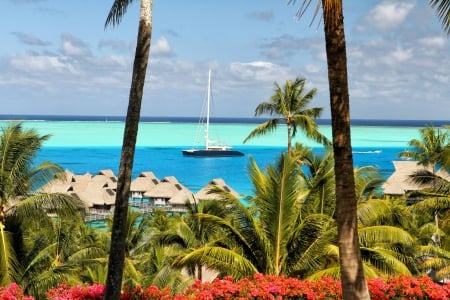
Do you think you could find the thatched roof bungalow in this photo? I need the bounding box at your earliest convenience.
[144,176,194,213]
[130,171,160,201]
[382,161,450,198]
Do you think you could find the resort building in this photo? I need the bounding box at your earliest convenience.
[382,161,450,202]
[39,169,240,221]
[130,171,160,201]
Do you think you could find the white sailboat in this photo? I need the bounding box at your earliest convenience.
[182,70,244,157]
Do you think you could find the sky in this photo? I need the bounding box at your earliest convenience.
[1,0,449,120]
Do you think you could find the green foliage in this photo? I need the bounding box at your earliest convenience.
[244,77,329,151]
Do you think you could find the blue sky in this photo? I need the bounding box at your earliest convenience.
[1,0,449,120]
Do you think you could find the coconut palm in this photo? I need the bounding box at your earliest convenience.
[139,243,193,293]
[104,0,153,298]
[243,77,330,152]
[0,123,84,287]
[154,199,239,281]
[400,126,450,251]
[295,146,335,216]
[399,126,450,172]
[19,218,107,298]
[407,195,450,281]
[287,1,369,297]
[181,153,336,279]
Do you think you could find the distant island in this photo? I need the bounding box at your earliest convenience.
[0,114,448,127]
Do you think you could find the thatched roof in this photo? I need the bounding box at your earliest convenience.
[144,176,195,204]
[382,161,450,195]
[195,178,241,201]
[39,170,92,193]
[130,172,160,192]
[38,170,117,208]
[76,185,116,207]
[91,169,117,189]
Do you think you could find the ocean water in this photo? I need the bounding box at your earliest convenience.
[1,116,448,196]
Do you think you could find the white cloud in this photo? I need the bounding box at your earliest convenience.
[9,52,77,74]
[151,37,172,56]
[417,36,446,48]
[365,0,415,31]
[228,61,289,82]
[382,47,413,65]
[61,33,91,57]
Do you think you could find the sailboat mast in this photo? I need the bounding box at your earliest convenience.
[205,69,211,150]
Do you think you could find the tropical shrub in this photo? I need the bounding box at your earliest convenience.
[2,274,450,299]
[0,283,34,300]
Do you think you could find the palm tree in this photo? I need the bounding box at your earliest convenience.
[287,0,370,298]
[180,154,336,279]
[294,145,335,216]
[103,1,153,298]
[19,218,107,298]
[400,126,450,250]
[154,199,236,281]
[0,123,84,287]
[243,77,329,152]
[429,0,450,35]
[399,126,449,172]
[104,209,153,287]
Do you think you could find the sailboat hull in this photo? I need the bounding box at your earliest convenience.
[182,149,244,157]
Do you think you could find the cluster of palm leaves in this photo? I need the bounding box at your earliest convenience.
[2,122,450,299]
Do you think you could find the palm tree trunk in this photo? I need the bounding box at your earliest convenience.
[104,1,153,299]
[287,122,292,152]
[197,263,203,281]
[322,1,370,299]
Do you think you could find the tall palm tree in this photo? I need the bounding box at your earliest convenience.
[0,123,84,287]
[103,1,153,298]
[243,77,329,152]
[288,1,370,298]
[429,0,450,35]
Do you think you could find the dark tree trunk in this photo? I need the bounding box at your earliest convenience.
[104,1,152,299]
[322,1,370,299]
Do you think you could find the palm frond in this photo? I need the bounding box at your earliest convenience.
[0,123,51,202]
[9,193,84,222]
[23,263,81,298]
[291,114,330,146]
[243,119,280,143]
[358,226,415,247]
[410,169,450,194]
[105,0,136,28]
[172,246,258,280]
[306,265,341,280]
[0,226,21,286]
[288,215,336,276]
[428,0,449,35]
[360,247,412,277]
[412,196,450,214]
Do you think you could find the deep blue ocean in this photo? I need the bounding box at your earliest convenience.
[1,115,448,196]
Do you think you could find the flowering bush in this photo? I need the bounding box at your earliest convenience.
[0,283,34,300]
[367,275,450,300]
[2,274,450,299]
